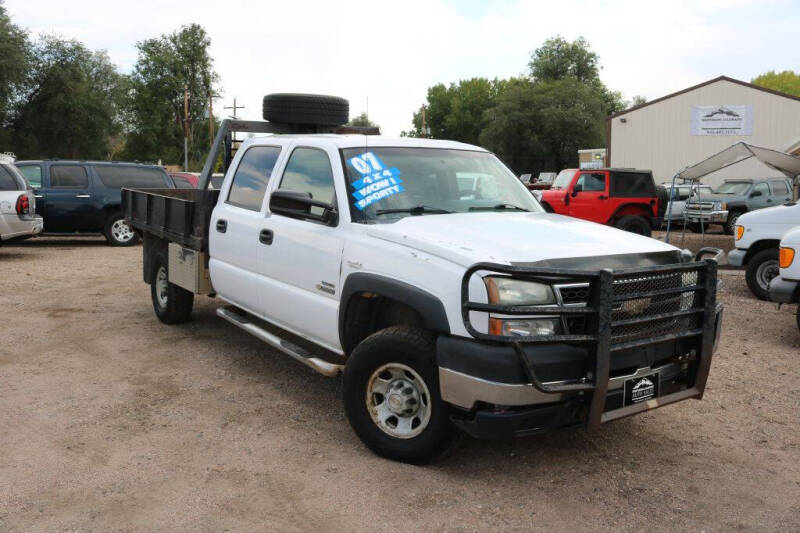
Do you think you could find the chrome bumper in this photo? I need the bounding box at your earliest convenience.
[686,209,728,223]
[768,277,799,303]
[440,363,681,410]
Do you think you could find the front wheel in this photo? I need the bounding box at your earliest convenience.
[614,215,652,237]
[745,248,779,301]
[342,326,453,463]
[150,250,194,324]
[104,213,140,246]
[724,211,743,236]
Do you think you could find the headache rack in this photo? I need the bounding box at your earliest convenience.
[461,260,721,429]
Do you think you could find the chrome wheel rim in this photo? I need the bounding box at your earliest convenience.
[366,363,431,439]
[756,259,779,291]
[111,219,134,243]
[155,266,169,308]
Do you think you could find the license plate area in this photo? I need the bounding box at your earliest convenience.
[624,372,660,406]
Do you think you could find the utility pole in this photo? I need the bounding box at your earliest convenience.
[224,97,245,143]
[183,84,189,172]
[208,91,214,149]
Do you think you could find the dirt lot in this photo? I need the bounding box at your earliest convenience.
[1,236,799,531]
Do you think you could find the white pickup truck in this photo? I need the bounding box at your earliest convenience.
[123,94,724,463]
[768,226,800,331]
[728,201,800,300]
[0,156,43,244]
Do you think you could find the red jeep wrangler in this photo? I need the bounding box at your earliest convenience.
[538,168,665,237]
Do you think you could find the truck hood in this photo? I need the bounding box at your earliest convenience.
[689,193,744,203]
[739,201,800,225]
[365,212,678,268]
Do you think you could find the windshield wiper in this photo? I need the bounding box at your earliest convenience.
[375,205,453,216]
[468,203,530,212]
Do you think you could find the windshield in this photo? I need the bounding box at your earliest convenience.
[341,147,541,223]
[714,182,751,195]
[551,169,575,190]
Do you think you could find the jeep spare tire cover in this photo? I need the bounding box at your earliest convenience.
[262,93,349,126]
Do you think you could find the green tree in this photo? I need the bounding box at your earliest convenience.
[751,70,800,97]
[347,112,377,127]
[405,78,503,144]
[630,95,648,107]
[480,78,607,173]
[0,1,30,148]
[11,36,123,159]
[123,24,219,169]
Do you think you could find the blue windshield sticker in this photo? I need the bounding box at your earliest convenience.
[348,152,405,210]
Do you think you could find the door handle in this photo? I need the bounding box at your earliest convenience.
[259,229,274,245]
[75,194,91,198]
[34,195,43,198]
[216,219,227,233]
[598,195,608,200]
[766,199,773,203]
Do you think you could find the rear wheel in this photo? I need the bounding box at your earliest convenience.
[745,248,779,300]
[104,213,139,246]
[342,326,453,463]
[150,250,194,323]
[614,215,652,237]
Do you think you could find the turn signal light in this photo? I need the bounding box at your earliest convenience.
[779,247,795,269]
[735,225,744,240]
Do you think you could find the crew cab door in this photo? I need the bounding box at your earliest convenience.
[257,144,344,351]
[209,144,284,313]
[749,182,771,210]
[43,164,95,232]
[768,180,792,206]
[569,171,608,223]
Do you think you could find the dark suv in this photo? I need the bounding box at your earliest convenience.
[15,160,173,246]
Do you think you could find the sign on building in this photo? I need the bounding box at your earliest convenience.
[691,105,753,136]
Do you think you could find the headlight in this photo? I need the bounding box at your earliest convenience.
[780,247,795,269]
[484,277,556,305]
[736,225,744,240]
[713,201,726,210]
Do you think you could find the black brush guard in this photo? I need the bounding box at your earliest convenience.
[461,260,720,429]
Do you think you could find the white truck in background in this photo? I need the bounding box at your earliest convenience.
[768,226,800,331]
[122,94,724,463]
[728,201,800,300]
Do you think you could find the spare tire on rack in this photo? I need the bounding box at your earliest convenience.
[263,93,349,126]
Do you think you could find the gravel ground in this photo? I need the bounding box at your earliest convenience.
[1,236,798,531]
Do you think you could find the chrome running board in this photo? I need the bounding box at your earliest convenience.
[217,307,343,377]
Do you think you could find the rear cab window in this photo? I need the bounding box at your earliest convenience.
[610,171,655,197]
[226,146,282,210]
[769,180,789,196]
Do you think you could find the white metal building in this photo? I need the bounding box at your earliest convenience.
[607,76,800,188]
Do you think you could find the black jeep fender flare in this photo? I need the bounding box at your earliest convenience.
[338,273,451,353]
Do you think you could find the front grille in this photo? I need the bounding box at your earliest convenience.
[556,270,701,342]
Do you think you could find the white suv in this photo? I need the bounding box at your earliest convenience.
[0,157,42,244]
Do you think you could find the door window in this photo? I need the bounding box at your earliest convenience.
[227,146,282,211]
[752,182,769,197]
[278,147,336,217]
[769,180,789,196]
[94,165,168,188]
[575,172,605,192]
[17,165,42,188]
[50,166,89,188]
[171,176,194,189]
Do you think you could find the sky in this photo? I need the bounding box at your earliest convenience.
[5,0,800,136]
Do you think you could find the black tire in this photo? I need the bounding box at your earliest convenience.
[745,248,780,301]
[724,211,743,236]
[262,93,349,126]
[655,186,669,219]
[796,308,800,332]
[614,215,652,237]
[342,326,453,464]
[104,213,140,246]
[150,250,194,324]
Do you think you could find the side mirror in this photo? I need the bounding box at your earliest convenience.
[750,190,762,198]
[269,189,337,225]
[571,188,580,197]
[694,246,724,263]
